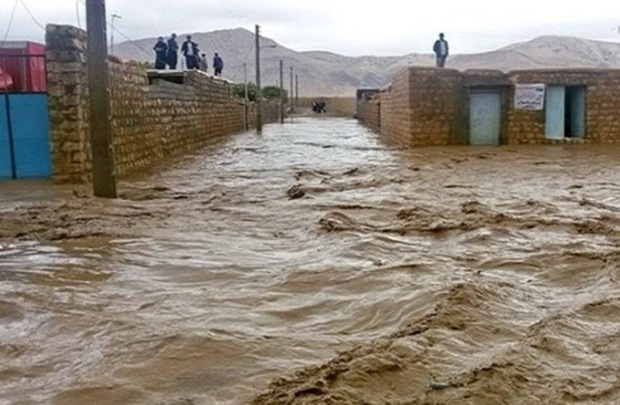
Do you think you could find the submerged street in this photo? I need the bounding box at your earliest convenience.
[1,117,619,404]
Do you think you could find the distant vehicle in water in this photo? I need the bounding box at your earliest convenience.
[312,100,327,114]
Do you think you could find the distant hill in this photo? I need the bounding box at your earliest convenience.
[113,30,620,96]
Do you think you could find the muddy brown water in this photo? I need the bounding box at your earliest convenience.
[1,117,619,404]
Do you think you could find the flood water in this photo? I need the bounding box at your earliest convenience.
[1,117,619,404]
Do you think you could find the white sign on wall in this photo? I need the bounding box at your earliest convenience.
[514,84,546,110]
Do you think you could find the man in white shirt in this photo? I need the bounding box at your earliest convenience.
[433,33,449,68]
[181,35,200,70]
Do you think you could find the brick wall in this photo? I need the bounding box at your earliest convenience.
[379,69,412,145]
[506,69,620,145]
[359,94,380,133]
[46,25,91,183]
[360,67,620,148]
[407,68,463,147]
[46,24,277,183]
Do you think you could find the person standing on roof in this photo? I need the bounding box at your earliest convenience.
[199,54,208,72]
[181,35,200,70]
[213,52,224,77]
[167,33,179,69]
[153,36,168,70]
[433,33,449,68]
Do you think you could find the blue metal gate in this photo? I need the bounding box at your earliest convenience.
[0,95,11,177]
[0,93,51,179]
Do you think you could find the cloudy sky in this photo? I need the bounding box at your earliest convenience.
[2,0,619,55]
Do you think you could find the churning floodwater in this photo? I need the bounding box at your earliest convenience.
[1,117,619,404]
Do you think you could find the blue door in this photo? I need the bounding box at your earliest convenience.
[8,94,52,178]
[545,86,565,139]
[470,92,501,145]
[0,95,12,178]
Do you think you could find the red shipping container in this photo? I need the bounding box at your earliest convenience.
[0,66,13,91]
[0,41,46,93]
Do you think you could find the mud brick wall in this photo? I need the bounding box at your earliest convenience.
[46,24,274,183]
[369,67,620,148]
[379,68,464,146]
[108,65,248,175]
[379,69,411,145]
[108,63,163,173]
[407,68,463,147]
[506,70,620,145]
[359,94,381,133]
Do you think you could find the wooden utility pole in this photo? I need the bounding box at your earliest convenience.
[86,0,117,198]
[295,74,299,110]
[279,60,284,124]
[243,62,249,130]
[289,66,294,113]
[255,24,263,133]
[243,63,248,102]
[109,13,121,55]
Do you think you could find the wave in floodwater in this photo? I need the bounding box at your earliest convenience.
[1,117,619,404]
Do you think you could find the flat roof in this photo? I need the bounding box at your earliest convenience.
[0,41,44,49]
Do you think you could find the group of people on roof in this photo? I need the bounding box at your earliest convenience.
[153,34,224,76]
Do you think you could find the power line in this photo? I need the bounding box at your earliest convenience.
[1,0,20,47]
[231,38,256,78]
[77,0,152,60]
[18,0,46,31]
[108,24,152,59]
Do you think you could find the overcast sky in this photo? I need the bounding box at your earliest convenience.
[2,0,619,55]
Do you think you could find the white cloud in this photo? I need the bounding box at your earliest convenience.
[2,0,619,55]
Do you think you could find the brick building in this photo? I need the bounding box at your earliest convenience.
[359,67,620,147]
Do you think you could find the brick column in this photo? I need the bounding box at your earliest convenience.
[46,24,91,183]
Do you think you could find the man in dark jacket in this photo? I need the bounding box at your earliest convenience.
[167,33,179,69]
[213,52,224,76]
[433,33,449,68]
[153,37,167,70]
[181,35,200,70]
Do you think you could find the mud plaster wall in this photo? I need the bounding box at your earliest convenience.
[360,67,620,148]
[46,24,277,184]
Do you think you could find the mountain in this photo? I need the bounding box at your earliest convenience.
[450,36,620,71]
[113,30,620,96]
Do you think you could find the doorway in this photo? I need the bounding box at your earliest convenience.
[545,85,585,139]
[469,91,502,146]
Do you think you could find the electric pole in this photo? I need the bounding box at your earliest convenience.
[110,12,121,55]
[86,0,117,198]
[243,63,248,102]
[289,66,294,113]
[243,62,249,130]
[295,74,299,111]
[255,24,262,133]
[279,60,284,124]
